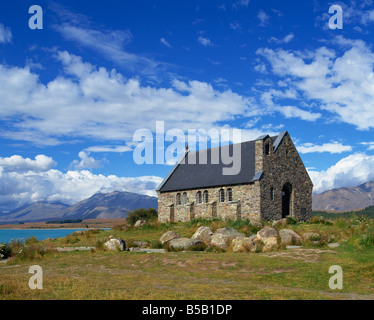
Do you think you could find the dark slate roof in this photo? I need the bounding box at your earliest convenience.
[157,132,286,193]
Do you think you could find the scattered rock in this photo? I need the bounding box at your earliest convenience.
[129,248,165,253]
[286,245,302,249]
[272,218,287,228]
[279,229,302,245]
[232,235,259,253]
[250,220,263,229]
[168,238,203,251]
[132,240,148,248]
[56,246,95,252]
[210,227,245,250]
[302,232,321,241]
[191,226,213,244]
[134,220,147,228]
[210,233,232,250]
[328,243,340,248]
[257,227,278,251]
[160,231,181,245]
[104,238,126,251]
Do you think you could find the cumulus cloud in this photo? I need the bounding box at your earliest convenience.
[309,153,374,194]
[0,154,162,212]
[0,155,56,172]
[0,23,12,43]
[257,37,374,129]
[297,142,352,154]
[0,51,257,145]
[70,151,102,170]
[269,33,294,44]
[258,10,270,26]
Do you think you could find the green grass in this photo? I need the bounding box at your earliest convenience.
[0,217,373,300]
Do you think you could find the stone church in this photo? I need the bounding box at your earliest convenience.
[156,131,313,222]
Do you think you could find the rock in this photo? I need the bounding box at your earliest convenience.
[129,248,165,253]
[134,220,147,228]
[286,245,302,249]
[191,226,213,244]
[121,225,128,231]
[210,227,245,250]
[210,233,231,250]
[104,238,126,251]
[302,232,320,241]
[215,227,245,239]
[132,240,148,248]
[279,229,302,245]
[160,231,181,245]
[168,238,204,251]
[232,235,260,253]
[328,243,340,248]
[272,218,287,228]
[257,227,278,251]
[250,221,263,229]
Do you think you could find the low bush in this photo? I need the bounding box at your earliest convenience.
[126,208,158,226]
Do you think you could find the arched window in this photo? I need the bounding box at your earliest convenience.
[270,187,274,201]
[220,189,225,203]
[183,192,187,205]
[227,188,233,202]
[203,190,209,203]
[176,193,181,205]
[197,191,202,204]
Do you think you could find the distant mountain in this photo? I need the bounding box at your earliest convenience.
[60,191,157,220]
[0,191,158,224]
[313,181,374,212]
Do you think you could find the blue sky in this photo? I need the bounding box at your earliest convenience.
[0,0,374,212]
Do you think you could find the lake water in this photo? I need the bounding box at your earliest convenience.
[0,229,100,243]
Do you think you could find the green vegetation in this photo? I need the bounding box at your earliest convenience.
[125,207,158,226]
[46,219,83,224]
[313,206,374,219]
[0,215,373,300]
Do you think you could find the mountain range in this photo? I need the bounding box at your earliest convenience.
[312,180,374,212]
[0,191,158,224]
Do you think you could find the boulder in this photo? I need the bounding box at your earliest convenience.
[215,227,245,239]
[250,220,263,229]
[232,235,260,253]
[104,238,126,251]
[134,220,147,228]
[191,226,213,244]
[257,227,278,251]
[302,232,320,241]
[160,231,181,245]
[279,229,302,245]
[272,218,287,228]
[168,238,204,251]
[210,227,245,250]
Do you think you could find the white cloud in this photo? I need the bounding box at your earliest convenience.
[269,33,294,44]
[257,37,374,129]
[360,142,374,151]
[0,51,257,145]
[70,151,102,170]
[85,145,132,153]
[0,154,162,211]
[0,155,56,172]
[258,10,270,26]
[0,23,12,43]
[309,153,374,194]
[297,142,352,154]
[160,38,172,48]
[198,36,214,47]
[278,105,321,121]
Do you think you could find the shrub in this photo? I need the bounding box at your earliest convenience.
[94,239,105,251]
[0,243,12,259]
[286,216,298,225]
[25,236,39,245]
[126,208,158,226]
[149,240,163,249]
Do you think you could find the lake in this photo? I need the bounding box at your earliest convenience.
[0,229,105,243]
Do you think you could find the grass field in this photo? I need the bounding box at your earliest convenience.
[1,216,374,300]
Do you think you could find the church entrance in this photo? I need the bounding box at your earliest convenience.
[282,183,292,218]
